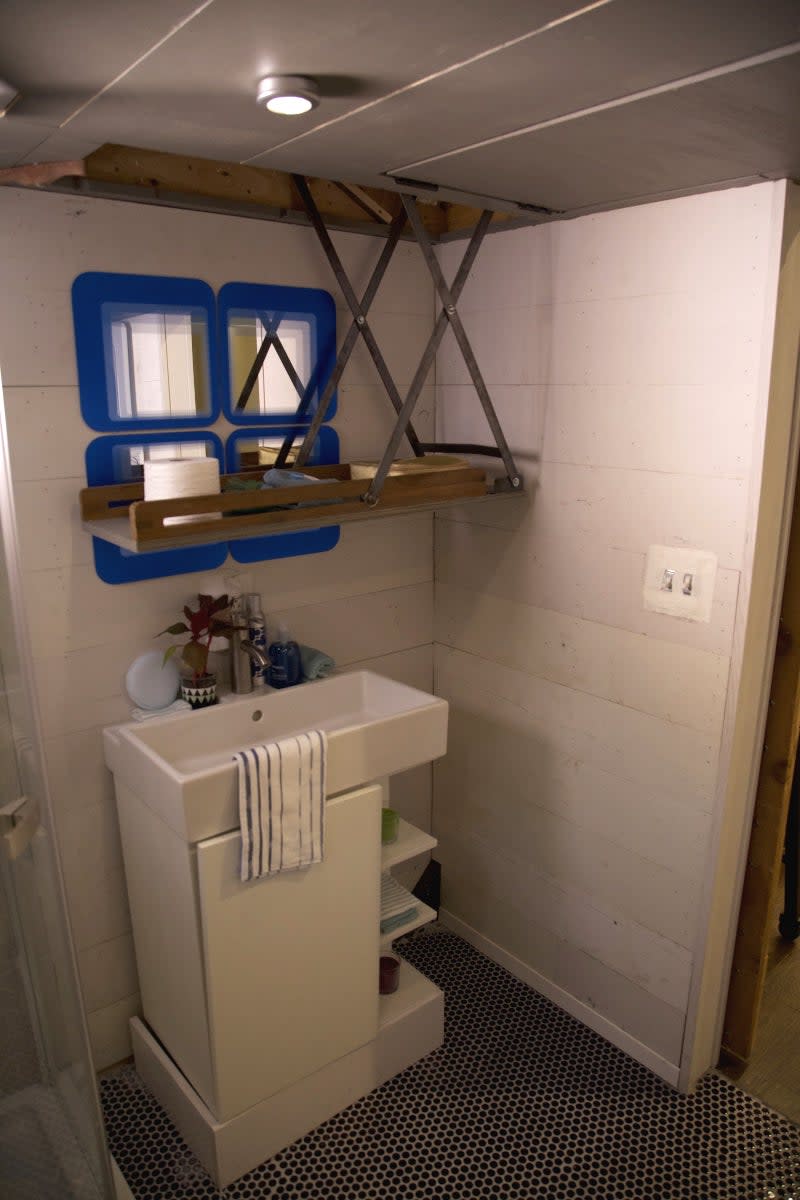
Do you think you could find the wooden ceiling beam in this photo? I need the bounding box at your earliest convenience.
[331,180,393,224]
[1,142,519,240]
[88,142,296,209]
[86,143,454,235]
[443,201,516,236]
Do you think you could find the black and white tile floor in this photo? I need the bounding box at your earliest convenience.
[101,929,800,1200]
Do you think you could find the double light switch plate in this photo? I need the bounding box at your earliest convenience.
[642,545,717,623]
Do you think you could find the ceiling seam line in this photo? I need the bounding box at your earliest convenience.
[239,0,616,164]
[389,38,800,173]
[57,0,218,128]
[11,130,57,168]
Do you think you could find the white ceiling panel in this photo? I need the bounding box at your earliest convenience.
[3,127,108,166]
[49,0,578,164]
[0,0,207,123]
[0,114,53,166]
[400,54,800,211]
[258,0,800,184]
[0,0,798,221]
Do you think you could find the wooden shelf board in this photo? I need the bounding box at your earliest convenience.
[61,143,521,243]
[382,818,437,871]
[82,486,518,554]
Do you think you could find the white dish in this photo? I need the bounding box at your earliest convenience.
[125,649,181,711]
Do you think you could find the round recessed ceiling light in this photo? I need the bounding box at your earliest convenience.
[257,76,320,116]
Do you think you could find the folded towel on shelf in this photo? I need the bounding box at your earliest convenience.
[222,475,274,516]
[380,873,418,935]
[221,470,339,516]
[381,910,419,936]
[299,644,336,681]
[235,730,327,883]
[262,468,340,508]
[262,468,320,489]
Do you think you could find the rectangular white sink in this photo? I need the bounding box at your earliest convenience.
[104,670,448,842]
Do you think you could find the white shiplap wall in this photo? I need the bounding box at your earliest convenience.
[0,189,435,1069]
[432,182,784,1081]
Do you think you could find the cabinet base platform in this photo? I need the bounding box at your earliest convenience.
[131,960,443,1189]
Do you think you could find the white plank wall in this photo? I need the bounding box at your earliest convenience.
[433,183,784,1077]
[0,189,436,1069]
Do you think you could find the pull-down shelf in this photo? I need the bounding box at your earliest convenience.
[79,178,524,557]
[80,461,517,554]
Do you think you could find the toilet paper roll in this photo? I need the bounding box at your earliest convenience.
[144,458,222,526]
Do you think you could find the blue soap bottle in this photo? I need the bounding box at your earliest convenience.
[268,623,301,689]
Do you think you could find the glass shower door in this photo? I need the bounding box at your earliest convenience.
[0,365,114,1198]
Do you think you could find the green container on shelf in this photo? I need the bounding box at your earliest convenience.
[381,807,399,844]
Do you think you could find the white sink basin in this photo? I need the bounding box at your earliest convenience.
[104,671,448,843]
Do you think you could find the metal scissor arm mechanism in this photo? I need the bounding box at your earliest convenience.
[239,175,522,507]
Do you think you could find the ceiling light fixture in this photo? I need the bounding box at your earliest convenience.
[257,75,320,116]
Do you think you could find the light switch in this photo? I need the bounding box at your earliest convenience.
[643,545,717,622]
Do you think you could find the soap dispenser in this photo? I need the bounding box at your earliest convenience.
[268,623,301,689]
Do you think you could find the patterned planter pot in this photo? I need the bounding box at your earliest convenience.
[180,673,217,710]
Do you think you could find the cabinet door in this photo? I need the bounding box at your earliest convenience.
[196,782,382,1122]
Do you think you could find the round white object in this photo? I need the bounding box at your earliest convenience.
[125,649,181,711]
[143,458,220,493]
[143,458,222,526]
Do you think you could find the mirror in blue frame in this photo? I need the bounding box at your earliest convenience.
[219,282,336,427]
[86,433,227,584]
[73,273,219,431]
[225,426,340,564]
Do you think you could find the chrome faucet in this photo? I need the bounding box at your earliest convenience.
[229,597,270,694]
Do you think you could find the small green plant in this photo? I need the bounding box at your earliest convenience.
[158,594,236,681]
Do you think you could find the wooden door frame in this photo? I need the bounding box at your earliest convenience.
[679,181,800,1088]
[723,380,800,1064]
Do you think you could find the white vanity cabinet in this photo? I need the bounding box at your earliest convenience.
[197,784,381,1120]
[104,671,447,1188]
[117,779,382,1123]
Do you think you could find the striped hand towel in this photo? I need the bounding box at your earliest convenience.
[235,730,327,883]
[380,872,419,935]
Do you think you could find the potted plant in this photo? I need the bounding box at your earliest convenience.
[158,593,236,709]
